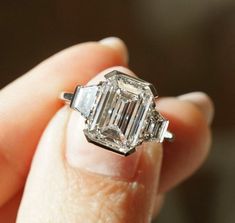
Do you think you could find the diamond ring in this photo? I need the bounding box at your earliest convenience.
[60,70,174,156]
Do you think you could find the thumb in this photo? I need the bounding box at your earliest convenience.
[16,68,163,223]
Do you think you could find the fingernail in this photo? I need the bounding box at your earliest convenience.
[178,92,214,125]
[99,37,129,64]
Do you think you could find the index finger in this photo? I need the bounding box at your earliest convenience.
[0,37,128,206]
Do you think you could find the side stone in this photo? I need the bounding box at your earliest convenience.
[70,85,99,118]
[144,110,169,143]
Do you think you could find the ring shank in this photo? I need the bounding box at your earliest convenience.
[59,92,73,103]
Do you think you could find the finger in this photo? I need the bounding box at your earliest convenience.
[0,37,128,206]
[152,194,165,219]
[17,68,163,223]
[0,191,22,223]
[151,93,213,219]
[157,93,214,193]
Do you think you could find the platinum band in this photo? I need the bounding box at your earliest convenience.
[60,92,73,103]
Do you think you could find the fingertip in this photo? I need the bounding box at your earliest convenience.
[178,92,214,125]
[156,97,212,193]
[99,37,129,65]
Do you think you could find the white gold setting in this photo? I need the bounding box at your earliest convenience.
[60,70,174,156]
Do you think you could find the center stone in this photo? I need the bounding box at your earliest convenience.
[84,71,156,155]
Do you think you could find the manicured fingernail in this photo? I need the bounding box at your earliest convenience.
[99,37,129,64]
[178,92,214,125]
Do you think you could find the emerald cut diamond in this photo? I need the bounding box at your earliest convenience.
[65,70,171,156]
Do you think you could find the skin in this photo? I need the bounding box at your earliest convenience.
[0,40,212,223]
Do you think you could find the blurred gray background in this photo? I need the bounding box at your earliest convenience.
[0,0,234,222]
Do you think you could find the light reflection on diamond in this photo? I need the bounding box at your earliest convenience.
[83,71,157,155]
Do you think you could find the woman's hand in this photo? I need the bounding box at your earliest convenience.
[0,37,213,223]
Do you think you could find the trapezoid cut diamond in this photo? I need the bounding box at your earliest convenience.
[84,70,156,156]
[144,111,169,143]
[71,85,99,118]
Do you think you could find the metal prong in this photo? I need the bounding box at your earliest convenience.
[59,92,73,104]
[164,131,175,142]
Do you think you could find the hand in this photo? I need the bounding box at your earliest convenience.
[0,37,213,223]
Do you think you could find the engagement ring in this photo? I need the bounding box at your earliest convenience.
[60,70,173,156]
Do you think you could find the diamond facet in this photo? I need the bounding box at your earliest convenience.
[84,70,158,155]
